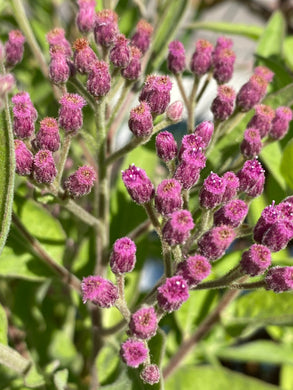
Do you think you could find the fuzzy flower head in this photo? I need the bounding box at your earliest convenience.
[46,28,72,57]
[48,46,70,84]
[237,158,265,198]
[0,73,15,99]
[236,74,268,112]
[122,164,154,204]
[198,225,236,261]
[179,134,205,159]
[34,117,60,152]
[87,60,111,97]
[64,165,96,199]
[166,101,184,122]
[162,209,194,246]
[270,106,293,140]
[110,237,137,274]
[240,127,262,159]
[174,149,204,190]
[33,150,57,184]
[176,254,211,287]
[214,199,248,228]
[140,364,160,385]
[240,244,271,276]
[213,36,233,57]
[155,179,183,216]
[190,39,213,77]
[129,307,158,339]
[139,75,172,115]
[76,0,96,33]
[120,339,148,368]
[222,171,240,203]
[155,131,177,162]
[194,121,214,148]
[254,66,274,83]
[247,104,275,138]
[109,34,131,68]
[14,139,33,176]
[213,48,236,84]
[265,266,293,293]
[94,9,119,47]
[12,92,37,139]
[128,101,153,138]
[253,202,280,243]
[121,45,142,80]
[58,93,86,134]
[73,38,97,74]
[199,172,226,209]
[5,30,26,67]
[167,40,186,74]
[262,220,293,252]
[211,85,235,121]
[157,275,189,312]
[81,275,118,307]
[131,19,153,54]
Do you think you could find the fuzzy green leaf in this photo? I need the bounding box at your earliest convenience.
[256,11,286,57]
[186,22,263,40]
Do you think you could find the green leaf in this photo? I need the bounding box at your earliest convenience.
[24,364,46,388]
[281,364,293,390]
[263,83,293,108]
[97,344,120,385]
[260,142,287,190]
[53,369,68,390]
[284,36,293,70]
[0,304,8,345]
[0,100,15,255]
[100,368,132,390]
[256,11,286,57]
[186,22,263,40]
[280,138,293,190]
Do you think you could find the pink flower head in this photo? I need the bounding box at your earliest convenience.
[64,165,96,198]
[49,46,70,84]
[237,158,265,198]
[236,74,268,112]
[94,9,118,47]
[240,127,262,159]
[166,101,184,122]
[34,117,60,152]
[174,149,206,190]
[262,220,293,252]
[199,172,226,209]
[265,266,293,293]
[190,39,213,77]
[155,179,183,216]
[213,36,233,57]
[12,92,37,139]
[73,38,97,74]
[222,171,239,203]
[247,104,275,138]
[120,339,148,368]
[139,75,172,115]
[176,254,211,287]
[81,275,118,307]
[140,364,160,385]
[179,134,205,160]
[33,149,57,184]
[87,59,111,97]
[0,73,15,97]
[131,19,153,54]
[109,34,130,68]
[76,0,96,33]
[253,202,280,243]
[5,30,25,67]
[194,121,214,148]
[276,201,293,222]
[213,48,236,84]
[254,66,274,83]
[270,106,293,140]
[198,225,236,261]
[121,45,142,80]
[122,164,154,204]
[211,85,236,121]
[129,307,158,339]
[46,28,72,57]
[110,237,137,274]
[155,131,177,162]
[128,101,153,138]
[240,244,271,276]
[14,139,33,176]
[162,209,194,246]
[214,199,248,228]
[157,275,189,312]
[167,40,186,74]
[58,93,86,134]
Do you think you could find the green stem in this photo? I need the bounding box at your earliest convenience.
[174,74,189,108]
[106,80,133,130]
[231,280,266,290]
[68,78,96,111]
[115,274,131,322]
[143,202,162,235]
[195,72,212,104]
[187,77,199,133]
[193,265,244,290]
[182,209,211,256]
[162,240,173,277]
[206,120,223,157]
[63,199,103,231]
[55,133,72,188]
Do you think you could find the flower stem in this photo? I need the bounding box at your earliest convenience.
[115,274,131,322]
[55,133,72,188]
[187,77,199,133]
[174,74,189,108]
[68,78,96,111]
[193,265,244,290]
[106,80,133,130]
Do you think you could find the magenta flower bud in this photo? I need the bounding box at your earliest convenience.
[166,100,183,122]
[155,131,177,162]
[129,307,158,339]
[262,220,293,252]
[214,199,248,228]
[174,149,206,190]
[199,172,226,209]
[5,30,25,67]
[12,91,37,139]
[109,34,130,68]
[269,106,293,140]
[283,196,293,205]
[236,75,268,112]
[237,158,265,198]
[265,266,293,293]
[14,139,33,176]
[131,19,153,54]
[194,121,214,148]
[34,117,60,152]
[122,164,154,204]
[46,28,72,58]
[140,364,160,385]
[155,179,183,216]
[157,275,189,312]
[76,0,96,33]
[253,203,280,243]
[94,9,118,47]
[73,38,97,74]
[178,134,205,159]
[139,75,172,115]
[81,275,118,307]
[121,45,142,81]
[167,40,186,74]
[276,201,293,221]
[49,46,70,84]
[0,74,15,97]
[213,48,236,84]
[58,93,86,134]
[162,210,194,246]
[87,60,111,97]
[254,66,274,83]
[247,104,275,138]
[110,237,136,274]
[190,39,213,77]
[240,244,271,276]
[120,339,148,368]
[240,127,262,159]
[211,85,236,121]
[128,101,153,138]
[222,171,239,203]
[213,36,233,56]
[64,165,96,198]
[33,149,57,184]
[176,255,211,287]
[198,225,236,261]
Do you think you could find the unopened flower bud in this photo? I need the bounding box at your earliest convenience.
[236,75,268,112]
[157,275,189,312]
[213,48,236,84]
[222,171,239,203]
[155,179,183,216]
[122,164,154,204]
[120,339,148,368]
[121,45,142,80]
[162,210,194,246]
[34,117,60,152]
[87,60,111,97]
[167,40,186,74]
[198,225,236,261]
[190,39,213,77]
[14,139,33,176]
[81,275,118,307]
[155,131,177,162]
[166,101,183,122]
[94,9,118,47]
[211,85,235,121]
[247,104,275,138]
[73,38,97,74]
[110,237,136,274]
[49,45,70,84]
[128,101,153,138]
[199,172,226,209]
[214,199,248,228]
[129,307,158,339]
[58,93,86,134]
[109,34,131,68]
[265,266,293,293]
[5,30,25,67]
[269,106,292,140]
[131,19,153,54]
[139,75,172,115]
[33,149,57,184]
[64,165,96,198]
[176,254,211,287]
[46,28,72,58]
[240,127,262,159]
[194,121,214,148]
[140,364,160,385]
[237,158,265,198]
[240,244,271,276]
[76,0,96,33]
